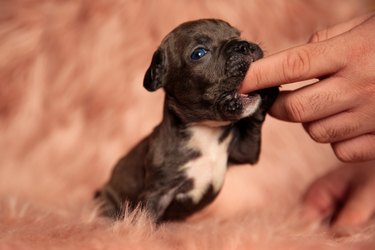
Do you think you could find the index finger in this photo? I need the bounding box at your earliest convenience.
[241,39,346,93]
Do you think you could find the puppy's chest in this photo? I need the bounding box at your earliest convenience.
[178,125,231,203]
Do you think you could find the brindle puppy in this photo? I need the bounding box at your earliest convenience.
[95,19,278,223]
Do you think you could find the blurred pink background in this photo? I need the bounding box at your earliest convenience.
[0,1,374,249]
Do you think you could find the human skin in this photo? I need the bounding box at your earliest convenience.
[303,161,375,228]
[241,12,375,163]
[241,13,375,227]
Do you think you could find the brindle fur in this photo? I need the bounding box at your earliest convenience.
[95,19,278,223]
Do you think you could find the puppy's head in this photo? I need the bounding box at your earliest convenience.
[144,19,278,123]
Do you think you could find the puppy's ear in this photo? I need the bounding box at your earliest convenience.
[143,48,166,92]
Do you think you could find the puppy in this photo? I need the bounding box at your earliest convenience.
[95,19,278,223]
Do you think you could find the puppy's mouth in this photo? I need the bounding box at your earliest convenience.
[239,92,260,105]
[225,55,261,112]
[233,49,264,117]
[218,58,262,120]
[216,90,261,121]
[216,41,266,121]
[238,91,261,118]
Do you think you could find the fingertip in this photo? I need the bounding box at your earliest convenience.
[332,207,367,229]
[301,174,345,221]
[241,62,262,93]
[332,134,375,162]
[301,191,336,227]
[301,202,322,222]
[266,91,293,121]
[332,185,375,227]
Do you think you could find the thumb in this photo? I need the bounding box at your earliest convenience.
[309,12,374,43]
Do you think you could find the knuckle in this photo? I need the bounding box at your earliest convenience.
[332,143,362,162]
[341,122,361,137]
[308,121,360,143]
[307,91,338,113]
[349,37,373,60]
[283,97,306,122]
[309,30,328,43]
[282,48,312,82]
[306,123,332,143]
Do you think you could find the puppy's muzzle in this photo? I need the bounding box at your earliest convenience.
[224,40,263,59]
[224,40,263,78]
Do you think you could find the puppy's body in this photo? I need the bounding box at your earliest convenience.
[96,19,278,222]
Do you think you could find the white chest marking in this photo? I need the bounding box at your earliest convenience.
[179,125,231,203]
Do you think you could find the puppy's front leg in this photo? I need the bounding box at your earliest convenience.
[138,184,181,223]
[228,87,279,165]
[228,116,263,165]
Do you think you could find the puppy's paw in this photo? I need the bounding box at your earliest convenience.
[94,188,124,220]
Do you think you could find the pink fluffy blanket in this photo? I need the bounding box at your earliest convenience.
[1,0,375,249]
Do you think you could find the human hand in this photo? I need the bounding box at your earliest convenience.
[241,13,375,162]
[302,161,375,228]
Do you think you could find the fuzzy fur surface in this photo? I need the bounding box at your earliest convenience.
[1,0,375,249]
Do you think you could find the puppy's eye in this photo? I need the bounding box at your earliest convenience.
[191,48,208,60]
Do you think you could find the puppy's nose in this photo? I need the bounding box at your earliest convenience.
[237,41,251,54]
[248,43,263,59]
[226,41,263,59]
[248,43,260,54]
